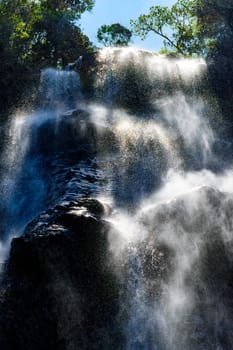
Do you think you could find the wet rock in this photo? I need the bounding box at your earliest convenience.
[0,198,121,350]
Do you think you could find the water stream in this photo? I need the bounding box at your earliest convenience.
[1,47,233,349]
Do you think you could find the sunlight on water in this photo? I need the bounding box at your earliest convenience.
[0,69,83,260]
[5,114,31,175]
[94,48,233,349]
[157,94,214,160]
[40,68,82,112]
[1,47,232,349]
[99,46,206,83]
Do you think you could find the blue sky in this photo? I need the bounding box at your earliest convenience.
[80,0,175,51]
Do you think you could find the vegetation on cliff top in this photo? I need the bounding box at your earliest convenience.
[0,0,95,112]
[97,23,132,47]
[0,0,233,115]
[131,0,233,57]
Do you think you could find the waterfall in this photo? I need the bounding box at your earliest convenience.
[0,69,84,249]
[1,47,233,349]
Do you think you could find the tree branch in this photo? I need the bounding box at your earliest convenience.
[147,25,184,54]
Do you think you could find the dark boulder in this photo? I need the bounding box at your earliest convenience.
[0,198,121,350]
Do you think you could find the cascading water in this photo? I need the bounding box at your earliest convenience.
[1,47,233,349]
[0,68,98,253]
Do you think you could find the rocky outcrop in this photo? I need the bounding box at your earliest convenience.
[0,198,121,350]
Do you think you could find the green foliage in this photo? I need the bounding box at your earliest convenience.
[0,0,40,56]
[97,23,132,47]
[0,0,95,112]
[194,0,233,123]
[131,0,233,56]
[29,12,92,66]
[131,0,214,56]
[194,0,233,55]
[40,0,94,21]
[0,0,95,66]
[195,0,233,30]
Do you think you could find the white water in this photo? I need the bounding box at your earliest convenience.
[0,69,82,256]
[96,48,233,349]
[0,48,232,348]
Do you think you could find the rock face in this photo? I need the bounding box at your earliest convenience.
[0,198,121,350]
